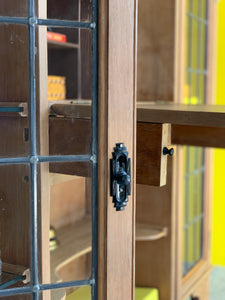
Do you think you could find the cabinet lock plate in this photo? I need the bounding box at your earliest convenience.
[110,143,131,211]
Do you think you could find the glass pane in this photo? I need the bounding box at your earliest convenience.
[199,74,206,104]
[201,0,208,20]
[191,19,198,70]
[0,1,28,17]
[190,73,198,102]
[39,162,92,284]
[0,164,31,290]
[186,0,191,14]
[0,24,29,158]
[182,147,204,276]
[66,286,91,300]
[182,0,208,277]
[47,0,93,22]
[192,0,198,16]
[38,27,93,156]
[41,286,91,299]
[200,22,207,70]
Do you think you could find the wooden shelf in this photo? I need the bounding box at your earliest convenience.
[51,217,92,283]
[50,218,167,282]
[49,173,79,186]
[49,100,92,119]
[49,101,225,128]
[47,40,79,50]
[48,99,91,108]
[137,102,225,128]
[136,223,168,241]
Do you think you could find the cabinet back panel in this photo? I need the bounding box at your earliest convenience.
[137,0,175,101]
[136,160,174,300]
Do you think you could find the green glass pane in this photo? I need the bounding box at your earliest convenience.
[199,74,206,104]
[186,15,190,68]
[201,0,207,20]
[191,19,198,69]
[192,0,199,16]
[190,73,198,101]
[186,0,191,13]
[200,23,207,70]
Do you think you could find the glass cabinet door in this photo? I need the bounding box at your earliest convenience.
[182,0,208,277]
[0,1,136,300]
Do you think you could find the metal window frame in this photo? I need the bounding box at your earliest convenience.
[0,0,98,298]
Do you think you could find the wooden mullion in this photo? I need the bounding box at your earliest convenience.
[98,0,136,299]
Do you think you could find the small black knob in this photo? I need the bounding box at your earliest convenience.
[191,297,199,300]
[163,147,174,156]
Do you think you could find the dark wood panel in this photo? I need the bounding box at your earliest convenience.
[137,123,170,186]
[0,24,29,102]
[80,28,92,99]
[0,23,31,300]
[0,164,30,268]
[0,1,28,17]
[49,117,91,177]
[172,124,225,148]
[0,117,29,157]
[47,0,79,20]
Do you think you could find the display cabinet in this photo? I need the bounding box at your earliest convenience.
[0,0,136,299]
[136,0,217,299]
[0,0,222,300]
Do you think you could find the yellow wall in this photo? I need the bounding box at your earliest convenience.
[211,0,225,266]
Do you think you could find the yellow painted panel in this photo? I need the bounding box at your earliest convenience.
[65,286,159,300]
[211,0,225,266]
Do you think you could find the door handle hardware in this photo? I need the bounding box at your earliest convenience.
[191,296,199,300]
[163,147,174,156]
[110,143,131,211]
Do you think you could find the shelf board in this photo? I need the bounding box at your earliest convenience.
[49,100,92,119]
[48,99,91,106]
[50,218,167,283]
[51,217,92,283]
[49,101,225,128]
[49,173,79,186]
[137,102,225,128]
[136,223,168,241]
[48,40,79,50]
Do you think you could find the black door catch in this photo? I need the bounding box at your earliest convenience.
[110,143,131,211]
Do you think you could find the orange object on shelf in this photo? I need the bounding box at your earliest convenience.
[47,31,67,43]
[48,76,66,101]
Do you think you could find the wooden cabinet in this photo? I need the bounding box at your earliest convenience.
[0,0,136,299]
[136,0,217,300]
[0,0,222,300]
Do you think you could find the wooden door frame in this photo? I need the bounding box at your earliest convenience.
[174,0,218,298]
[98,1,137,299]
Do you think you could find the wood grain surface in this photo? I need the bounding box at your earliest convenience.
[97,0,137,299]
[137,123,171,186]
[137,0,175,101]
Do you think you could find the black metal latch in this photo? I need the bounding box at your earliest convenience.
[110,143,131,211]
